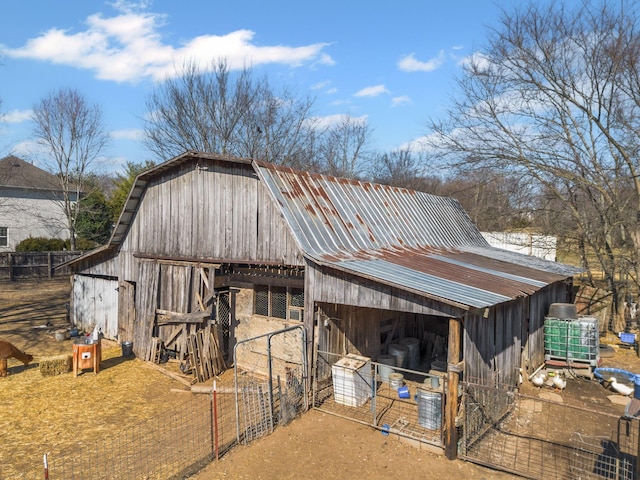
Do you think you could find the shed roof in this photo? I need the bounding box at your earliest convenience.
[71,151,580,310]
[254,160,579,309]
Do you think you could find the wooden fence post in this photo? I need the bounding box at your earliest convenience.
[445,316,462,460]
[48,252,53,279]
[8,252,13,281]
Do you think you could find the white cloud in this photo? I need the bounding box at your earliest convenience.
[110,128,143,140]
[397,51,445,73]
[354,84,389,97]
[326,87,338,95]
[3,109,32,123]
[311,80,331,90]
[9,139,47,159]
[391,96,411,107]
[458,51,491,71]
[0,3,333,83]
[310,113,368,130]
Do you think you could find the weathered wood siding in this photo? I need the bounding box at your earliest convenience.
[463,281,573,386]
[119,158,302,273]
[305,261,464,318]
[134,261,160,359]
[71,275,119,339]
[526,282,572,372]
[316,303,451,362]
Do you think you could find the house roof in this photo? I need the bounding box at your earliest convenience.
[0,155,62,191]
[70,151,580,310]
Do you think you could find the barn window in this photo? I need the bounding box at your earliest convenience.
[0,227,7,247]
[254,285,269,316]
[254,285,304,322]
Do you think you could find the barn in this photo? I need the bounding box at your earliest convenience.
[66,151,579,455]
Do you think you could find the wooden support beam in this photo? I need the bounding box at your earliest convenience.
[445,317,462,460]
[156,309,210,324]
[141,360,193,388]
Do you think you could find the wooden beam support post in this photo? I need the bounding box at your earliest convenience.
[445,316,461,460]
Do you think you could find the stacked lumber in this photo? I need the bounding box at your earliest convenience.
[147,337,164,363]
[186,326,226,382]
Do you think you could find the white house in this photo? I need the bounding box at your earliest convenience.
[0,155,72,252]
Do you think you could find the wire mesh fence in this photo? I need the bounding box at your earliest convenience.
[460,381,640,479]
[13,392,237,480]
[233,325,308,445]
[12,326,308,480]
[312,350,446,447]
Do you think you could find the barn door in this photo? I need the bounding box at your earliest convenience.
[118,281,135,342]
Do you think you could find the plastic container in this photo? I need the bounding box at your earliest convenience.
[619,332,636,344]
[544,316,599,364]
[388,373,404,389]
[332,354,372,407]
[547,303,578,319]
[635,375,640,401]
[397,385,410,399]
[377,355,396,383]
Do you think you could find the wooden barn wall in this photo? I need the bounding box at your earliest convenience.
[316,303,450,363]
[526,281,573,373]
[133,261,160,359]
[463,312,495,385]
[71,252,120,277]
[305,261,464,318]
[70,274,119,339]
[119,158,303,269]
[464,280,574,386]
[493,298,524,386]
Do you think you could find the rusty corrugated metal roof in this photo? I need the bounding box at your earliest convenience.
[255,161,580,309]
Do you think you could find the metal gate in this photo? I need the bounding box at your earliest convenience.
[233,325,308,445]
[460,382,640,479]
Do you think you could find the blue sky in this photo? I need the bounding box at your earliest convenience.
[0,0,527,175]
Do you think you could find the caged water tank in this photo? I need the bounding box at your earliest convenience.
[544,315,599,366]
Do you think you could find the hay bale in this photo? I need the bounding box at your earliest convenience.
[39,355,72,376]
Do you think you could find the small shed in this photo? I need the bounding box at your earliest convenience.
[66,150,579,388]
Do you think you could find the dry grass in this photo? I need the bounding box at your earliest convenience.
[0,280,205,478]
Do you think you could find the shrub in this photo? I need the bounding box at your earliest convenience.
[15,237,66,252]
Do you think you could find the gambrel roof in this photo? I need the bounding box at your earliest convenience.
[70,151,580,310]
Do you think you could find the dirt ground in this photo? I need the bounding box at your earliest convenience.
[2,279,640,479]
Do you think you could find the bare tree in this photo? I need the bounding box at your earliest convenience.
[32,88,109,251]
[426,0,640,315]
[317,115,373,179]
[143,60,318,169]
[369,148,438,191]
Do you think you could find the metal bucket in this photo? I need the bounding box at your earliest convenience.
[399,337,420,370]
[388,343,409,368]
[121,341,134,357]
[416,389,442,430]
